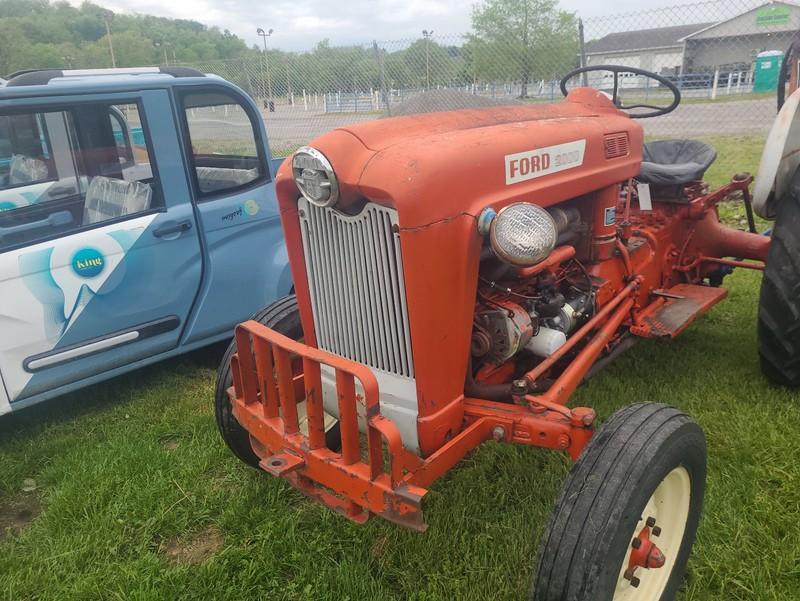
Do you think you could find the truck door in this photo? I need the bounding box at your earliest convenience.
[176,86,291,344]
[0,90,202,404]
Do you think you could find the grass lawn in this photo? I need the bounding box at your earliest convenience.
[2,136,799,600]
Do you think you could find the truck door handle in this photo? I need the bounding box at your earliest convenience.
[153,219,192,238]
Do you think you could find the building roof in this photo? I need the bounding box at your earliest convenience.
[680,1,800,40]
[585,22,714,55]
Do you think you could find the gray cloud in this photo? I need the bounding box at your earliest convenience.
[73,0,679,51]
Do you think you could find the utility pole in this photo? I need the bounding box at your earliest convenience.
[103,10,116,68]
[155,42,169,65]
[257,27,274,102]
[422,29,433,90]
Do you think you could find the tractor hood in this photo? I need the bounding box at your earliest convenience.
[290,88,644,229]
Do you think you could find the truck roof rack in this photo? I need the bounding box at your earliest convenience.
[4,66,205,87]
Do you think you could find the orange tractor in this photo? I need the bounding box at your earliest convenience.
[214,66,796,599]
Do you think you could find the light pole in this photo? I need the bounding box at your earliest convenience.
[257,27,274,102]
[422,29,434,90]
[102,10,116,68]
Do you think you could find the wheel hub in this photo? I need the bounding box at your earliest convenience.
[614,466,691,599]
[623,519,666,587]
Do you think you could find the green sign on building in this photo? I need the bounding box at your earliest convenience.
[756,6,791,27]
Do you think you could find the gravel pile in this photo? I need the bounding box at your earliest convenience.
[388,89,521,117]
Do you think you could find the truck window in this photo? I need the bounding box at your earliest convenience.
[182,91,266,197]
[0,103,162,252]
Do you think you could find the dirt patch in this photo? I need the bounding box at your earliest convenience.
[390,88,521,117]
[0,494,41,540]
[158,433,182,451]
[163,525,223,565]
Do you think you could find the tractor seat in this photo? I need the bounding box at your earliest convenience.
[638,140,717,186]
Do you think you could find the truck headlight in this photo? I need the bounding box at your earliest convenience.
[292,146,339,207]
[489,203,557,266]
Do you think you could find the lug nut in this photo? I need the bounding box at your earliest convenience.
[646,517,656,528]
[652,526,662,537]
[631,537,642,549]
[630,576,641,588]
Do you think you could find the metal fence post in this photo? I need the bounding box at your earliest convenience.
[578,18,588,87]
[373,40,392,116]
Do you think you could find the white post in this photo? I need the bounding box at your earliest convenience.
[736,72,742,94]
[711,68,720,99]
[726,72,732,95]
[303,89,308,111]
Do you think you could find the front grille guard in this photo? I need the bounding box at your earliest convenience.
[229,320,428,531]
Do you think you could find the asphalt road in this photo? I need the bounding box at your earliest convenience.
[640,96,775,138]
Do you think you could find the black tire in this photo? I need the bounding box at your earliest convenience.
[758,186,800,387]
[214,295,340,468]
[532,403,706,601]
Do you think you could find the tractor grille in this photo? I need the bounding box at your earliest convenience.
[604,132,630,159]
[299,199,414,378]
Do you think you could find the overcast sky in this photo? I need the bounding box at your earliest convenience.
[67,0,733,51]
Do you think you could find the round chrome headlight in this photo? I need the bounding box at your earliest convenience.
[489,203,557,266]
[292,146,339,207]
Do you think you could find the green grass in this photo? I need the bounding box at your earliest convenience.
[2,135,799,600]
[2,270,799,601]
[700,134,765,190]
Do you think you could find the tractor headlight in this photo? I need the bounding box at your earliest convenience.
[292,146,339,207]
[489,202,557,266]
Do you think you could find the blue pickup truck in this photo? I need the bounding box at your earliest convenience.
[0,66,291,416]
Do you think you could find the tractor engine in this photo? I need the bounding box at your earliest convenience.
[473,206,591,363]
[469,203,594,395]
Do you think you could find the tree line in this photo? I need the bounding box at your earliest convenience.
[1,0,579,98]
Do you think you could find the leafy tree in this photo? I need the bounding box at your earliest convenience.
[0,0,252,75]
[400,39,463,88]
[469,0,578,97]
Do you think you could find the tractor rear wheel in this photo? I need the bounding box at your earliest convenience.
[758,185,800,387]
[532,403,706,601]
[214,295,341,468]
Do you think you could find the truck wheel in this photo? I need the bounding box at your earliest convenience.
[532,403,706,601]
[214,295,341,468]
[758,187,800,387]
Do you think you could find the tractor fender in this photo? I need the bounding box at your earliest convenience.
[753,87,800,219]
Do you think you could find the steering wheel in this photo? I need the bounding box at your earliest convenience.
[560,65,681,119]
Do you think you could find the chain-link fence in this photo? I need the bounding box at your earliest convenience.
[188,0,797,180]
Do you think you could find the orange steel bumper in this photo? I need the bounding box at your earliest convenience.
[229,320,596,531]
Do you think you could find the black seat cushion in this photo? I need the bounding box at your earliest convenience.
[639,140,717,186]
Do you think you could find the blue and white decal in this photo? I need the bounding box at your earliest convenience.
[0,214,156,401]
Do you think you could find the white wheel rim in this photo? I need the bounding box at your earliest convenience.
[613,466,691,600]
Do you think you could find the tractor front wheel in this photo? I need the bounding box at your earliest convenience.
[532,403,706,601]
[214,295,341,468]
